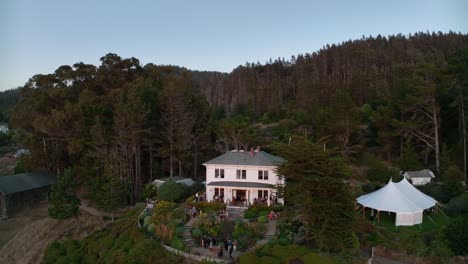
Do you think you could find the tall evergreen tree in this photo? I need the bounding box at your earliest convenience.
[48,168,81,219]
[273,138,358,252]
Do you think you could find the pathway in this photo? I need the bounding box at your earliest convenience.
[182,217,197,251]
[244,220,277,252]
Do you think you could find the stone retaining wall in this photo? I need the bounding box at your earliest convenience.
[161,244,232,264]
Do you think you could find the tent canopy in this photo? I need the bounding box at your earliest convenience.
[357,178,437,214]
[357,178,437,226]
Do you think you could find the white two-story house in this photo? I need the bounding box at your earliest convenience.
[203,149,285,207]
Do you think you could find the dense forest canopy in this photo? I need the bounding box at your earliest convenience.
[2,31,467,206]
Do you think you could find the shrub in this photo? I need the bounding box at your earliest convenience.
[185,194,196,204]
[171,208,188,226]
[278,237,291,246]
[239,252,259,263]
[444,216,468,255]
[139,212,149,221]
[142,184,158,201]
[301,253,337,264]
[258,210,269,217]
[143,216,151,228]
[175,226,185,237]
[147,224,156,233]
[194,212,215,230]
[192,228,203,238]
[218,221,235,240]
[446,194,468,217]
[259,256,281,264]
[441,179,464,203]
[170,237,184,250]
[44,241,65,264]
[244,210,257,219]
[158,181,189,202]
[188,201,226,212]
[245,205,283,219]
[258,216,268,223]
[246,222,266,238]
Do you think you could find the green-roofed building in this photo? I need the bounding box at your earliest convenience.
[0,172,56,219]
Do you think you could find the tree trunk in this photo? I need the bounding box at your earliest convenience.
[432,97,440,173]
[149,145,153,182]
[193,141,198,179]
[178,160,182,177]
[460,89,467,182]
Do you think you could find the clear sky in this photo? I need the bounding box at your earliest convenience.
[0,0,467,91]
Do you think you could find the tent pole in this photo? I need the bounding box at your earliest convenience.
[436,204,449,219]
[358,206,364,214]
[426,214,437,225]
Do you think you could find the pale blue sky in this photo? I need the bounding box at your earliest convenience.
[1,0,467,91]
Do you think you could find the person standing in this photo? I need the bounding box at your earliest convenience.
[224,239,228,251]
[227,239,233,259]
[217,245,223,258]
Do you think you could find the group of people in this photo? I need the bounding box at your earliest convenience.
[217,209,229,221]
[253,196,279,206]
[268,210,279,220]
[212,194,224,203]
[195,192,206,202]
[201,236,236,259]
[190,206,201,218]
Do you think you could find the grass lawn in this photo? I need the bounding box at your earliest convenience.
[367,210,449,232]
[362,209,450,255]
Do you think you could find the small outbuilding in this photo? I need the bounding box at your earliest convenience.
[152,176,195,188]
[0,172,56,219]
[402,169,435,186]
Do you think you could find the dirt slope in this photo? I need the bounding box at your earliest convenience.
[0,205,106,264]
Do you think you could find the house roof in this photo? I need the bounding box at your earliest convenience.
[153,176,192,182]
[404,169,435,178]
[152,177,195,187]
[203,150,284,167]
[206,181,274,189]
[0,172,56,195]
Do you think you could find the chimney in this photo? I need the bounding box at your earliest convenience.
[249,148,254,157]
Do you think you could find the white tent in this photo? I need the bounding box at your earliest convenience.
[356,178,437,226]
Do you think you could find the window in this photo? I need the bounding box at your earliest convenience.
[236,169,246,179]
[257,190,269,198]
[258,170,269,180]
[214,188,225,197]
[215,169,224,178]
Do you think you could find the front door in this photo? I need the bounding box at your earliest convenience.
[233,189,247,206]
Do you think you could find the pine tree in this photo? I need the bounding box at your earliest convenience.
[159,80,195,177]
[48,168,81,219]
[273,138,358,252]
[98,161,127,222]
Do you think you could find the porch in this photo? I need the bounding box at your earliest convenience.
[206,181,281,207]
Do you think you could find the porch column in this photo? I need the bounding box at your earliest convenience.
[1,194,7,219]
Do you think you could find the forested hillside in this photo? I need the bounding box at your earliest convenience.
[4,32,468,208]
[196,31,467,112]
[0,88,20,122]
